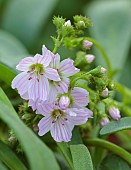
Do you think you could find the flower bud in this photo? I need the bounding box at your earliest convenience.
[108,106,121,120]
[102,88,108,97]
[85,54,95,64]
[59,96,70,110]
[100,117,110,127]
[64,20,71,26]
[33,125,39,132]
[101,67,107,74]
[83,40,93,49]
[8,136,17,143]
[79,20,85,27]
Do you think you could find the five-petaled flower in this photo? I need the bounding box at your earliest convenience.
[37,86,92,142]
[12,46,60,101]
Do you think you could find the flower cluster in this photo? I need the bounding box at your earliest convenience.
[12,46,93,142]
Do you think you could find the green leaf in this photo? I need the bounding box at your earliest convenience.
[0,140,27,170]
[100,117,131,135]
[0,30,28,68]
[0,88,60,170]
[57,142,73,170]
[99,154,131,170]
[0,161,8,170]
[70,144,93,170]
[85,0,131,79]
[0,62,16,85]
[1,0,58,50]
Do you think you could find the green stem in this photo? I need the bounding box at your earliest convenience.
[52,36,63,54]
[85,138,131,164]
[87,38,112,77]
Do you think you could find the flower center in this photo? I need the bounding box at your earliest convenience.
[51,109,68,126]
[29,63,44,74]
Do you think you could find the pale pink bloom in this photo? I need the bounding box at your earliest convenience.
[100,117,110,127]
[12,46,60,101]
[59,96,70,110]
[102,88,108,97]
[83,40,93,49]
[85,54,95,64]
[50,53,79,94]
[108,106,121,120]
[101,67,107,74]
[37,102,92,142]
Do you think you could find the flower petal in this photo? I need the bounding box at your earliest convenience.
[42,46,53,66]
[59,59,79,77]
[34,53,52,67]
[55,77,70,94]
[50,120,73,142]
[71,87,89,107]
[16,57,34,71]
[45,67,61,81]
[36,101,55,116]
[67,108,93,125]
[28,75,49,101]
[38,116,53,136]
[11,72,30,96]
[50,53,60,69]
[48,83,58,102]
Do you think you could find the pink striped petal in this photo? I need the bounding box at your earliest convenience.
[71,87,89,107]
[50,53,60,69]
[36,101,55,116]
[67,108,93,125]
[38,116,53,136]
[59,59,80,77]
[55,77,70,94]
[11,72,30,95]
[45,67,61,81]
[34,53,52,67]
[50,120,73,142]
[16,57,34,71]
[41,46,53,67]
[28,76,49,101]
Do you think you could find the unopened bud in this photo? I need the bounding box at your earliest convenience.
[108,106,121,120]
[85,54,95,64]
[22,114,32,120]
[100,117,110,127]
[59,96,70,110]
[8,136,17,143]
[79,20,85,27]
[102,88,108,97]
[83,40,93,49]
[101,67,107,74]
[33,125,39,132]
[64,20,71,26]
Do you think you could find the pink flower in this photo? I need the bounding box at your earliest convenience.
[12,46,60,101]
[83,40,93,49]
[108,106,121,120]
[37,101,92,142]
[100,117,110,127]
[50,53,79,95]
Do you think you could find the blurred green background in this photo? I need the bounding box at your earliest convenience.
[0,0,131,88]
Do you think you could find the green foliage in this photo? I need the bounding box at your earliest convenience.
[99,154,131,170]
[0,1,131,170]
[86,0,131,80]
[0,140,27,170]
[0,88,60,170]
[70,144,93,170]
[1,0,58,51]
[100,117,131,135]
[0,30,28,68]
